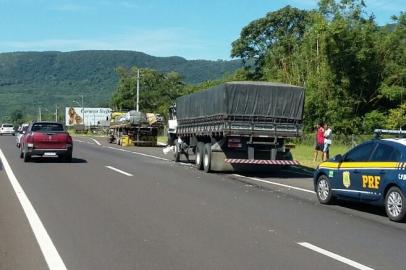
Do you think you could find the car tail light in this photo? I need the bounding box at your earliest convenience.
[26,134,34,143]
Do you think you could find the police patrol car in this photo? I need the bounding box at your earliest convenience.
[314,130,406,222]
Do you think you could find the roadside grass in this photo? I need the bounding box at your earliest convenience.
[158,136,167,144]
[291,143,350,169]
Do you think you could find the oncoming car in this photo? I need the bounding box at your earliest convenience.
[314,132,406,222]
[0,123,15,136]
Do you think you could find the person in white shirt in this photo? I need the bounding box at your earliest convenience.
[323,124,332,161]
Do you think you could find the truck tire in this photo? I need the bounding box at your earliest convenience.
[174,142,180,162]
[195,142,204,170]
[203,143,211,173]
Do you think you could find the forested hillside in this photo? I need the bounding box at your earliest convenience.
[0,50,240,119]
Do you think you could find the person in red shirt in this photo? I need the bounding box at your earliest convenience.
[313,123,325,161]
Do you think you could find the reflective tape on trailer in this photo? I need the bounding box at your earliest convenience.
[225,159,300,165]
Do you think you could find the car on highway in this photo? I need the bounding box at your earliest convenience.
[314,134,406,222]
[0,123,15,136]
[20,121,73,162]
[16,123,29,148]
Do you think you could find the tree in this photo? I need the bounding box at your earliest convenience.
[111,67,185,117]
[10,109,24,125]
[386,103,406,130]
[231,6,310,79]
[230,0,405,134]
[378,13,406,107]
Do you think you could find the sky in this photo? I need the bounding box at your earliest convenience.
[0,0,404,60]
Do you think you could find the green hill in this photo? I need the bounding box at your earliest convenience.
[0,50,241,118]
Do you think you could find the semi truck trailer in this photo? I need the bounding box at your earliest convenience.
[167,81,304,172]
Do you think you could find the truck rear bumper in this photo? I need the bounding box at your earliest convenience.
[225,159,299,165]
[28,147,72,157]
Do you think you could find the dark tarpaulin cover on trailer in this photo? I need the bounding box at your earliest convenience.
[176,81,304,121]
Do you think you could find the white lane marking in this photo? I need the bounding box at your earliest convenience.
[157,142,167,146]
[106,166,133,176]
[90,138,101,146]
[106,146,168,161]
[0,149,67,270]
[298,242,374,270]
[74,139,85,143]
[232,174,315,194]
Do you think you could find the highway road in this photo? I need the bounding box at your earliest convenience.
[1,135,406,270]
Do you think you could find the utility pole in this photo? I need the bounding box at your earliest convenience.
[81,95,85,127]
[55,105,58,122]
[136,69,140,112]
[39,107,42,121]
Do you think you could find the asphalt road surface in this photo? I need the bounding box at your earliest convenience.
[1,135,406,270]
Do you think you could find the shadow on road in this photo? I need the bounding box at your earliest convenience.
[235,165,315,179]
[334,200,388,219]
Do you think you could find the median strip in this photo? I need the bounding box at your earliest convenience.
[106,165,133,176]
[298,242,374,270]
[0,149,67,270]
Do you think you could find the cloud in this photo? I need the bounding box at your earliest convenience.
[0,28,219,59]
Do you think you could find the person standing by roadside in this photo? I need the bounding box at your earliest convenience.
[323,124,332,161]
[313,122,325,161]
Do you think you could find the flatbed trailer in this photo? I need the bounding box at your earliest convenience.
[168,81,304,172]
[108,123,158,146]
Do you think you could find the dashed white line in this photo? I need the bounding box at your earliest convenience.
[90,138,101,146]
[232,174,315,194]
[106,165,134,176]
[0,149,67,270]
[105,146,169,161]
[130,151,169,161]
[298,242,374,270]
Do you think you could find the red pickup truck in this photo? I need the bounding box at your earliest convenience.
[20,121,73,162]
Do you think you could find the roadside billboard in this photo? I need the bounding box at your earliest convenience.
[65,107,112,127]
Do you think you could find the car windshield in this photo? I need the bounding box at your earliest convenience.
[3,124,13,128]
[31,123,64,132]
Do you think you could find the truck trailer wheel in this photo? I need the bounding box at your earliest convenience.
[195,142,204,170]
[203,143,211,173]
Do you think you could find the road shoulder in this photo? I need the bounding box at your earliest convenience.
[0,165,47,270]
